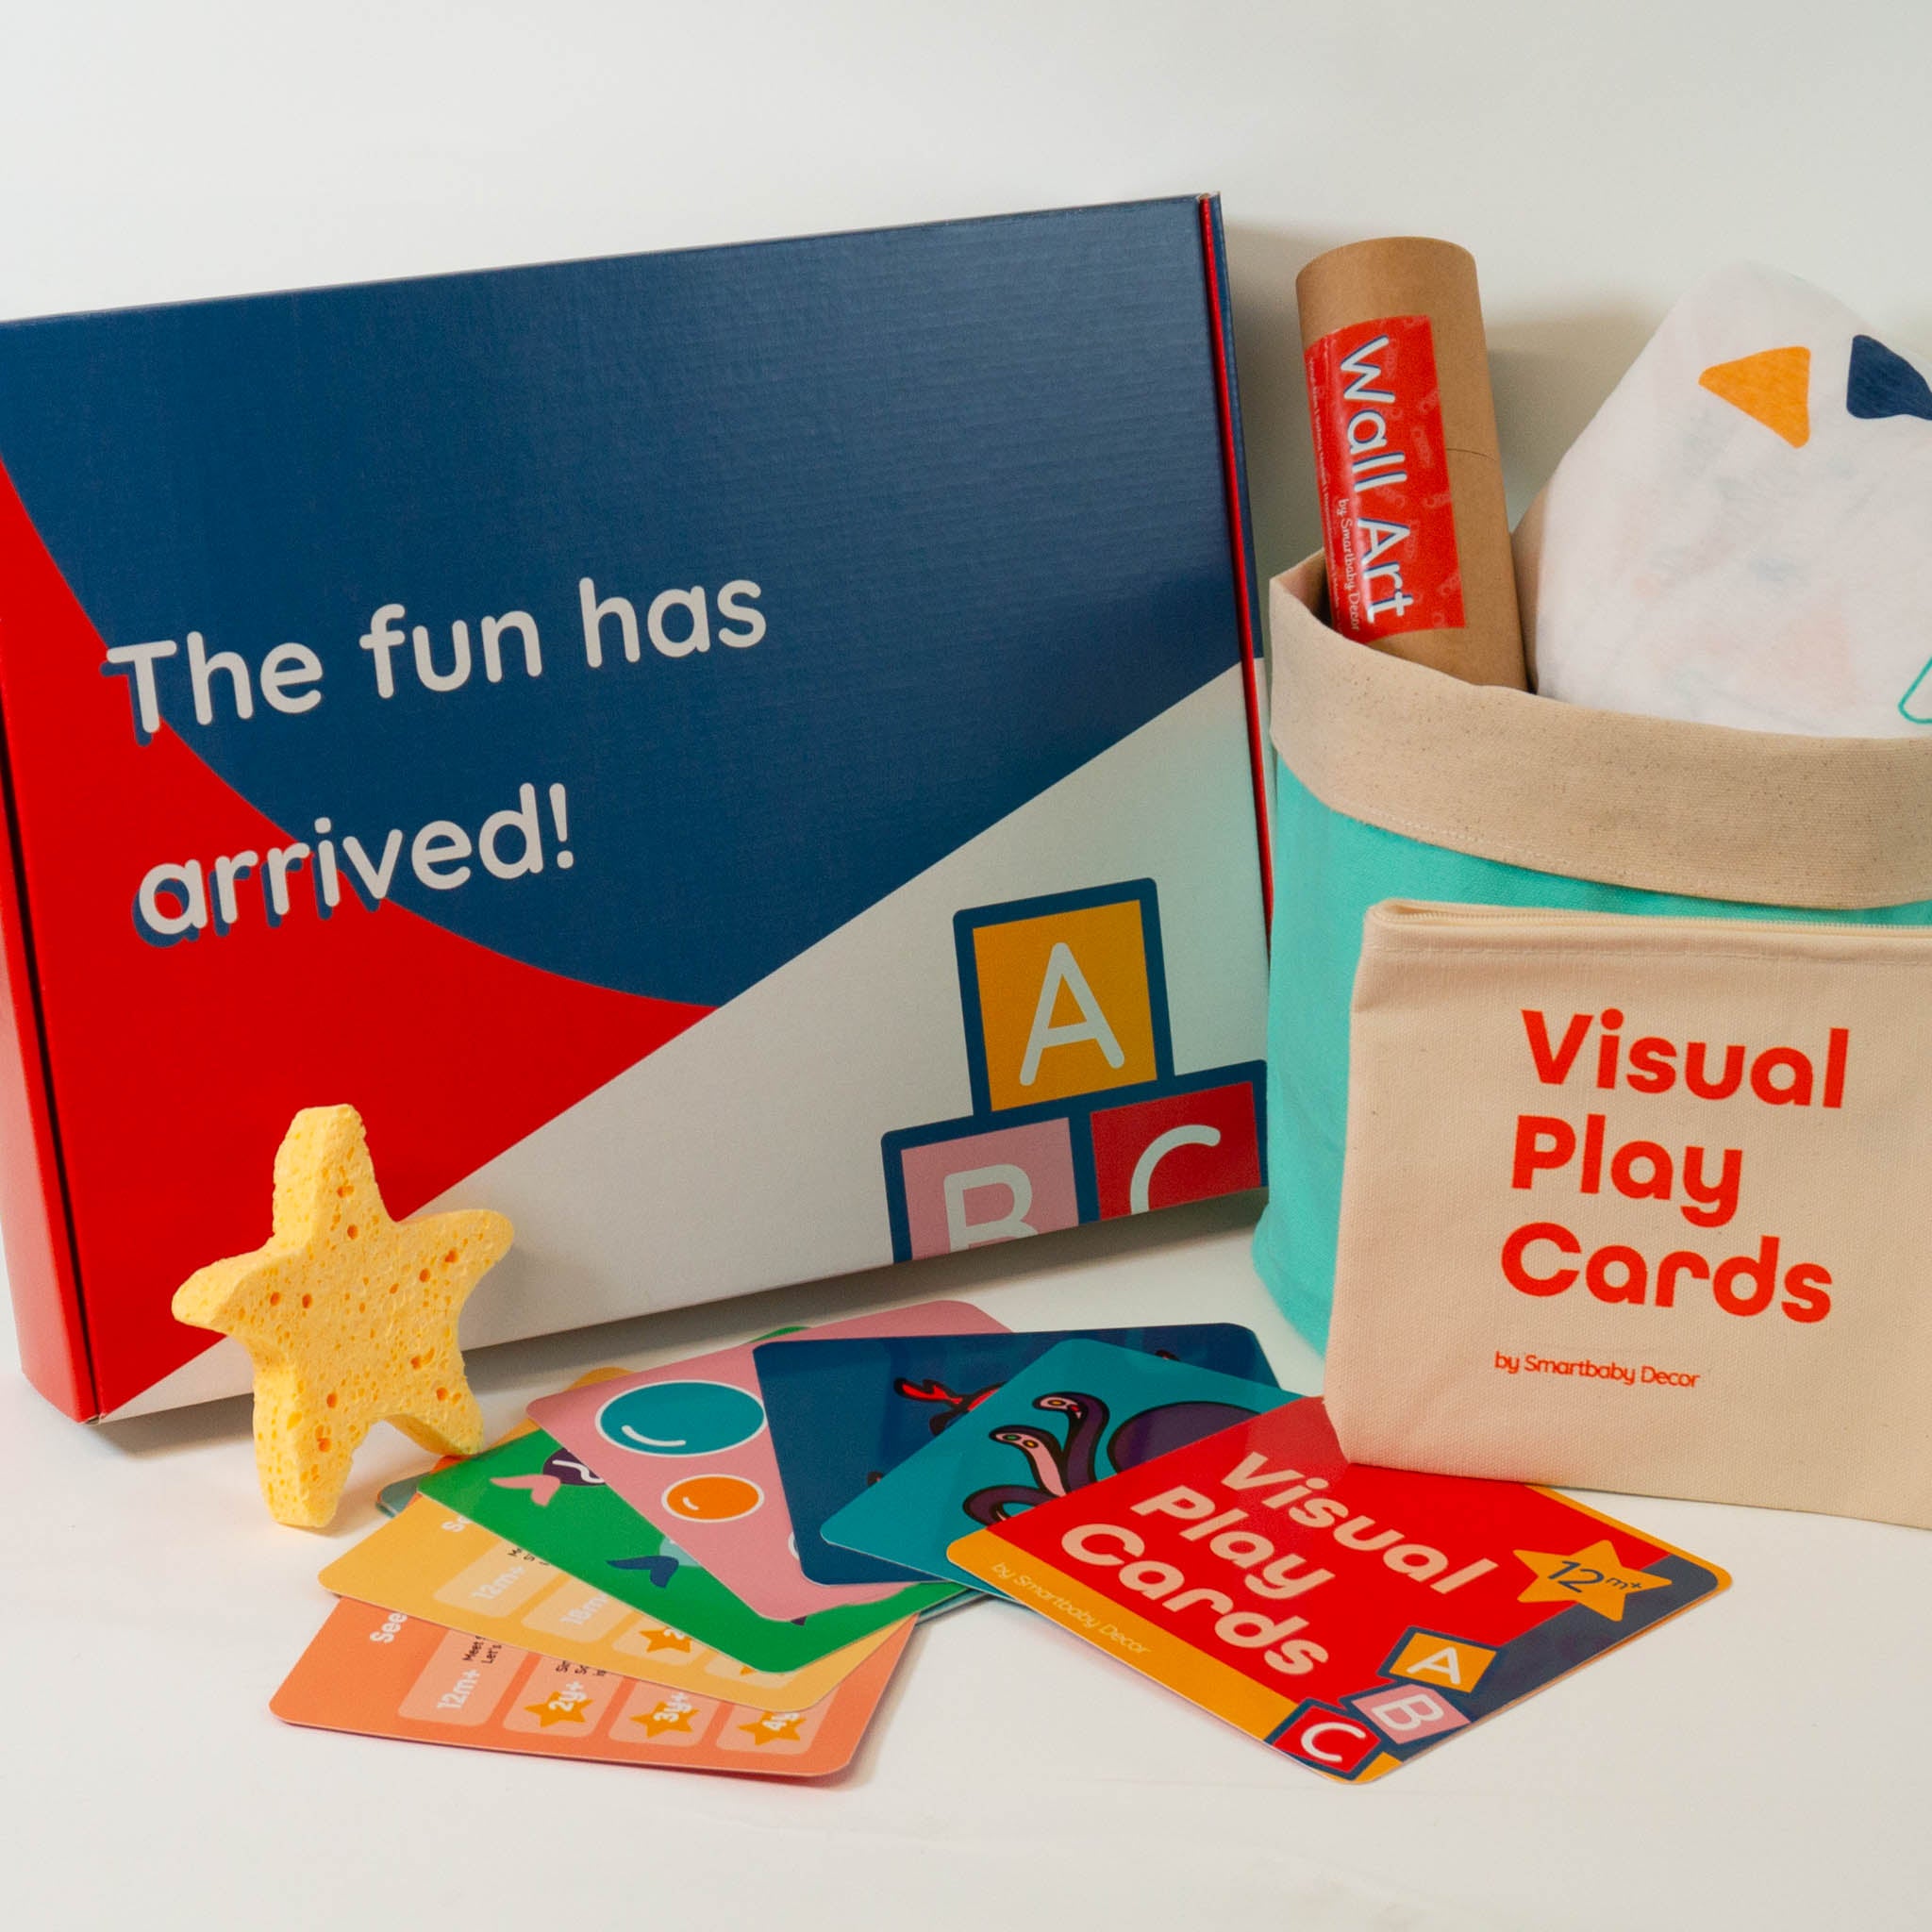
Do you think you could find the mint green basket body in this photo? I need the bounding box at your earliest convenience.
[1253,561,1932,1354]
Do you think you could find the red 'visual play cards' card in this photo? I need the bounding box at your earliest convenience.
[949,1397,1727,1781]
[273,1598,910,1779]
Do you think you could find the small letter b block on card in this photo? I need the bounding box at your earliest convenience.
[1351,1685,1470,1743]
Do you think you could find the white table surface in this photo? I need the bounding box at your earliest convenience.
[7,4,1932,1926]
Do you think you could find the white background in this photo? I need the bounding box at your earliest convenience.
[5,4,1932,1926]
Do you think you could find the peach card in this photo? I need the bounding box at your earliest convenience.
[275,1597,911,1778]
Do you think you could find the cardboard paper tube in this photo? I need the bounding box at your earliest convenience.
[1297,237,1526,688]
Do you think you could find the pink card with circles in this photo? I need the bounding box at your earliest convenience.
[526,1300,1006,1621]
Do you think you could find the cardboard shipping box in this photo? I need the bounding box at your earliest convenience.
[0,196,1271,1421]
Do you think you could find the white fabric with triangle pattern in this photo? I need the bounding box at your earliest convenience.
[1514,262,1932,738]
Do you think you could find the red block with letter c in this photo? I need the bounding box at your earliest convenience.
[1090,1078,1260,1219]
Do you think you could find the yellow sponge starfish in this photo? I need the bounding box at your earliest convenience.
[174,1105,512,1527]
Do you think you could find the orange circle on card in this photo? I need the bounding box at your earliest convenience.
[660,1474,763,1522]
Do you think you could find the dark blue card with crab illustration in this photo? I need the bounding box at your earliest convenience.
[758,1324,1277,1587]
[820,1341,1300,1593]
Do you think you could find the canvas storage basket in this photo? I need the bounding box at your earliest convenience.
[1255,557,1932,1524]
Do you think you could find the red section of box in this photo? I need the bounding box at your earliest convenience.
[0,464,710,1417]
[1089,1079,1261,1219]
[0,725,89,1416]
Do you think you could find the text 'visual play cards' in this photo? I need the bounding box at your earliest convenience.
[950,1395,1729,1781]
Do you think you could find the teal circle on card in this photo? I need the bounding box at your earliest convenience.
[594,1380,766,1457]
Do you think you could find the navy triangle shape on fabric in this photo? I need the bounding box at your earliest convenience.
[1847,333,1932,421]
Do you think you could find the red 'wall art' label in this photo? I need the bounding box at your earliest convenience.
[1305,313,1464,642]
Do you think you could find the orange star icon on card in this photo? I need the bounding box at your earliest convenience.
[1515,1540,1672,1621]
[633,1698,698,1738]
[525,1685,593,1727]
[636,1626,694,1655]
[740,1712,806,1746]
[172,1104,512,1529]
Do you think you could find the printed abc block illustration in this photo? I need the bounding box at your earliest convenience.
[1268,1619,1579,1780]
[882,881,1264,1260]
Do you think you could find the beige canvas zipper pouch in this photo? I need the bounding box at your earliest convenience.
[1324,899,1932,1527]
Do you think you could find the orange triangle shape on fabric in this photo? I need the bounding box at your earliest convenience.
[1698,345,1811,446]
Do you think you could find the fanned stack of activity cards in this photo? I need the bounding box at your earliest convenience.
[275,1303,1729,1783]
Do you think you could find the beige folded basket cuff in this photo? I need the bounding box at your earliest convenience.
[1269,556,1932,911]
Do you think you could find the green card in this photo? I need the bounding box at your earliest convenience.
[420,1425,957,1671]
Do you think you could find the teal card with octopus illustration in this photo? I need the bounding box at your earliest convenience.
[821,1341,1300,1592]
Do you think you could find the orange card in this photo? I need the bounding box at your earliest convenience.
[274,1597,911,1778]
